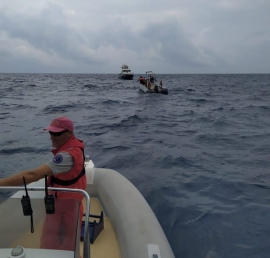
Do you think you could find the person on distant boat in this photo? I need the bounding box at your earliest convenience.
[150,75,155,83]
[147,80,152,89]
[138,76,146,85]
[0,116,86,250]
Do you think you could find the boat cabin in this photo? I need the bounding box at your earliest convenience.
[121,64,132,73]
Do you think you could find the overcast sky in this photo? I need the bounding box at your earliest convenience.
[0,0,269,74]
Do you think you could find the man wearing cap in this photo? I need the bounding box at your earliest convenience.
[0,116,86,249]
[0,116,86,191]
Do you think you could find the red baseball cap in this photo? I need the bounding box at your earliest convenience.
[44,116,74,132]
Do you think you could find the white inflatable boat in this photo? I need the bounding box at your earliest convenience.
[0,159,175,258]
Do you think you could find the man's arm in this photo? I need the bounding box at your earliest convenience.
[0,164,53,186]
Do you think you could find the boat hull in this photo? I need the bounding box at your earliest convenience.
[86,166,175,258]
[139,83,168,95]
[118,74,134,80]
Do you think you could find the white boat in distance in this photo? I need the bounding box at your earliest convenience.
[138,71,168,95]
[118,64,134,80]
[0,158,175,258]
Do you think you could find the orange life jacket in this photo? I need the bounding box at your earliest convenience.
[48,135,86,203]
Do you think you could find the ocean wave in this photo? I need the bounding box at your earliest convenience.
[1,104,34,110]
[0,147,47,155]
[83,83,99,89]
[43,103,89,114]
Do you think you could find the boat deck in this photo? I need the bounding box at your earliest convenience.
[80,197,121,258]
[0,197,120,258]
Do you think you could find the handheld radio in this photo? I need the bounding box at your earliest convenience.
[21,177,33,216]
[44,175,55,214]
[20,177,34,233]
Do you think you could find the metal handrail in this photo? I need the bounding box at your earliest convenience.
[0,186,90,258]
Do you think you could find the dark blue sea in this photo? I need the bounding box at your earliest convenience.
[1,73,270,258]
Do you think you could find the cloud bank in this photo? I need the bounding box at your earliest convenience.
[0,0,269,73]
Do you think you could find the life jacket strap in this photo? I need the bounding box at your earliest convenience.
[51,167,85,186]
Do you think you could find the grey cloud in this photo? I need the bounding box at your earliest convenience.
[0,0,269,73]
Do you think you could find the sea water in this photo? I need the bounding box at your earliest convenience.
[1,73,270,258]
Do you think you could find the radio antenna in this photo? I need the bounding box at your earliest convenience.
[23,177,29,197]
